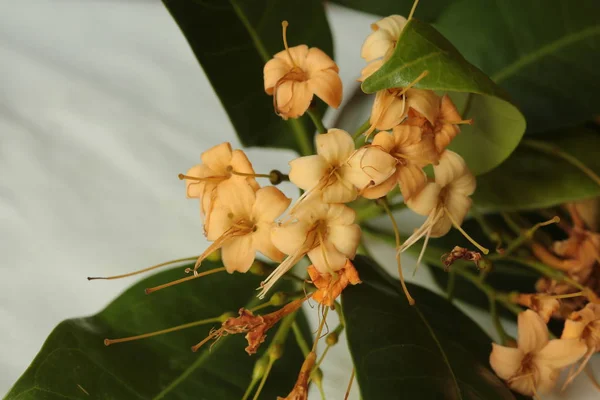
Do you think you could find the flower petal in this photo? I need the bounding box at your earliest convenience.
[271,221,312,255]
[322,176,357,203]
[316,129,355,165]
[305,47,338,73]
[489,343,524,380]
[308,69,342,109]
[358,59,383,82]
[404,88,440,125]
[326,203,357,226]
[536,365,560,394]
[308,241,347,273]
[273,45,308,69]
[264,57,292,94]
[289,155,329,191]
[361,28,394,62]
[371,130,396,153]
[287,81,314,118]
[433,150,469,188]
[329,224,361,258]
[344,147,397,189]
[184,164,212,198]
[561,319,587,340]
[397,164,427,200]
[206,204,232,241]
[518,310,549,354]
[201,142,233,173]
[406,182,441,216]
[217,180,255,218]
[361,173,398,200]
[230,150,259,190]
[221,235,255,273]
[253,222,285,262]
[252,186,291,222]
[535,338,588,369]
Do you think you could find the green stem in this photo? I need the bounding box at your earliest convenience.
[307,109,327,134]
[522,139,600,188]
[470,207,503,249]
[291,322,311,356]
[353,118,371,140]
[488,294,512,345]
[446,269,456,301]
[501,216,559,257]
[500,256,585,290]
[289,119,313,156]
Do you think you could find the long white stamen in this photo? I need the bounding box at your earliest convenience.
[413,224,433,276]
[258,248,307,298]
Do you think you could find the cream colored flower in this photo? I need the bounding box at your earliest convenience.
[515,294,560,323]
[398,151,478,268]
[369,88,440,132]
[289,129,396,204]
[359,15,407,81]
[362,125,437,200]
[182,142,259,227]
[260,199,360,298]
[194,180,291,274]
[490,310,587,396]
[264,22,342,119]
[560,303,600,388]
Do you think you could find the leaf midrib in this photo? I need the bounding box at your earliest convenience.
[491,25,600,83]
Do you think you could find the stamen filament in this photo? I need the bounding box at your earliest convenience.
[546,291,584,300]
[281,21,299,68]
[344,368,355,400]
[312,306,330,352]
[145,267,226,294]
[398,70,429,96]
[178,173,223,182]
[191,329,222,352]
[440,118,474,125]
[87,256,198,281]
[381,199,415,305]
[408,0,420,20]
[230,170,271,179]
[104,315,223,346]
[444,207,489,254]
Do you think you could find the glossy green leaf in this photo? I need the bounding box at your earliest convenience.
[162,0,334,155]
[6,262,311,399]
[330,0,453,22]
[474,127,600,211]
[435,0,600,133]
[362,19,526,176]
[343,255,520,400]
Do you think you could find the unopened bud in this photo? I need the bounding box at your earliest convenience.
[478,258,493,272]
[269,344,284,361]
[206,249,221,262]
[325,332,339,346]
[249,261,269,276]
[311,367,324,384]
[270,292,287,306]
[252,356,269,380]
[269,170,287,185]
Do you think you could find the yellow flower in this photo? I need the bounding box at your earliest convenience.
[515,294,560,323]
[264,22,342,119]
[289,129,396,204]
[359,15,407,81]
[490,310,587,396]
[260,199,360,297]
[182,142,259,228]
[195,181,291,274]
[362,125,437,200]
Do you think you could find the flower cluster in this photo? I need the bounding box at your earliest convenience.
[178,16,477,308]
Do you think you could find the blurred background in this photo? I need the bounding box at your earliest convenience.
[1,0,598,398]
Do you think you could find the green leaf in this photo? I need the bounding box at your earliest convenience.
[435,0,600,133]
[6,262,311,399]
[162,0,334,156]
[473,127,600,211]
[362,19,526,176]
[343,255,521,400]
[330,0,452,22]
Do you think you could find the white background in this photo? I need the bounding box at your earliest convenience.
[1,0,597,398]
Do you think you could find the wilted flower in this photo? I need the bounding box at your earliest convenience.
[359,15,407,81]
[362,125,437,200]
[308,260,361,306]
[264,21,342,119]
[289,129,396,204]
[182,142,259,226]
[369,87,440,133]
[570,198,599,231]
[278,351,316,400]
[260,199,360,297]
[194,181,291,274]
[490,310,587,396]
[515,294,560,323]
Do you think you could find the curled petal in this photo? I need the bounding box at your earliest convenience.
[535,339,588,369]
[271,221,312,256]
[373,15,407,38]
[307,241,348,273]
[518,310,549,354]
[433,150,469,188]
[201,142,233,173]
[308,69,342,109]
[305,47,338,74]
[252,186,291,223]
[406,182,441,216]
[328,224,361,259]
[371,130,396,153]
[371,91,406,131]
[264,58,292,95]
[489,343,524,380]
[280,81,313,119]
[222,235,255,273]
[561,319,587,340]
[361,28,395,62]
[358,59,384,82]
[344,147,397,189]
[326,203,357,226]
[289,155,329,191]
[316,129,355,165]
[397,164,427,201]
[322,176,357,203]
[184,164,212,198]
[253,223,285,262]
[404,88,440,125]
